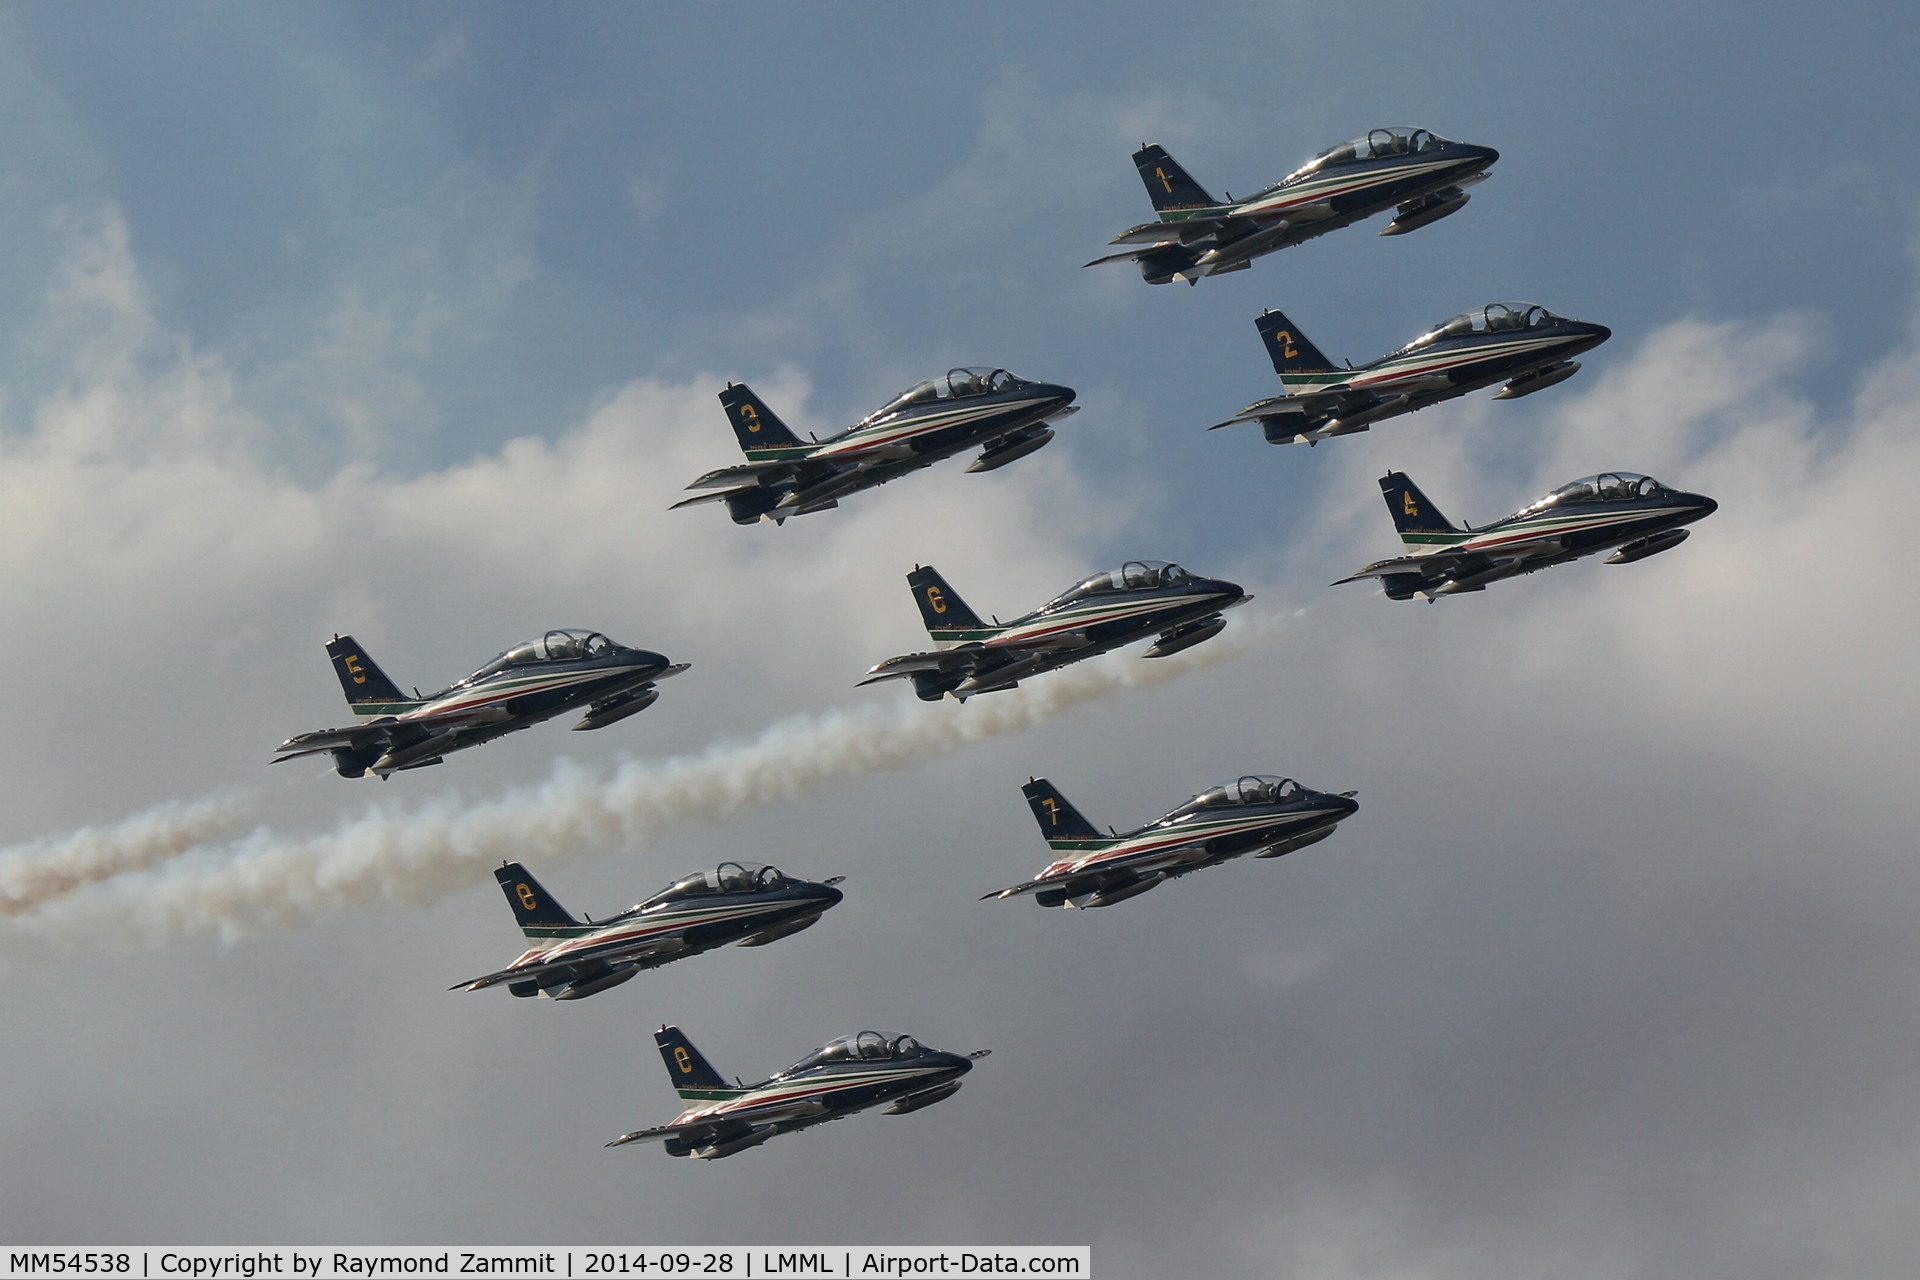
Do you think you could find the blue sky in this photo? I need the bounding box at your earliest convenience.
[2,5,1918,1276]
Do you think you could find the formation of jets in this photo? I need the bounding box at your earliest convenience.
[257,123,1718,1159]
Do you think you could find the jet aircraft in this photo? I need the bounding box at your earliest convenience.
[1089,128,1499,285]
[608,1025,989,1159]
[986,775,1358,909]
[860,560,1246,701]
[1337,470,1718,600]
[1211,303,1612,446]
[273,630,686,778]
[453,861,845,1000]
[673,370,1078,525]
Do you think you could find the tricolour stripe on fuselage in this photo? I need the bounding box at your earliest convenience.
[516,898,785,961]
[932,590,1228,650]
[815,395,1055,460]
[1234,155,1465,222]
[673,1062,952,1125]
[1040,806,1334,877]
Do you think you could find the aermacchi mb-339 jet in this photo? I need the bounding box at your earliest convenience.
[1211,303,1612,446]
[453,861,844,1000]
[860,560,1247,701]
[1337,471,1718,600]
[985,775,1359,909]
[673,369,1079,525]
[273,631,686,778]
[608,1026,989,1160]
[1089,127,1499,285]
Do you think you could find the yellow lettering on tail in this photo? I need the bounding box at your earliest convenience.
[1403,491,1418,516]
[516,883,537,910]
[674,1046,693,1074]
[926,586,946,614]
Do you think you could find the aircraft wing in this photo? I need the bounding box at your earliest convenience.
[857,649,983,685]
[451,938,689,992]
[984,844,1215,900]
[606,1097,830,1147]
[272,708,514,763]
[1208,388,1369,431]
[1332,551,1509,585]
[683,460,807,490]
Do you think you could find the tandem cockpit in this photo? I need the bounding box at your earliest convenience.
[1403,302,1567,352]
[458,629,621,685]
[1157,775,1303,824]
[637,862,791,912]
[777,1031,930,1078]
[859,368,1032,425]
[1038,560,1193,613]
[1511,473,1674,519]
[1286,127,1450,183]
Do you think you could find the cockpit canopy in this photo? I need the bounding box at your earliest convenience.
[780,1031,929,1077]
[1289,127,1449,180]
[1164,775,1303,821]
[862,368,1029,424]
[1041,560,1191,611]
[1512,473,1672,518]
[639,861,790,910]
[462,629,619,684]
[1408,302,1564,350]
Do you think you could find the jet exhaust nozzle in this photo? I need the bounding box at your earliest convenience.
[1142,614,1227,658]
[1492,360,1581,400]
[966,427,1054,473]
[1606,528,1690,564]
[572,686,660,731]
[1380,189,1470,236]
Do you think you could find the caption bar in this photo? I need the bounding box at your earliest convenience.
[1,1251,1089,1280]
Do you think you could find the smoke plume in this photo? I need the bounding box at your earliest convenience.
[0,615,1286,954]
[0,794,254,917]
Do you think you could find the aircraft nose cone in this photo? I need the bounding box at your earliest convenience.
[1038,383,1077,412]
[1584,322,1613,344]
[625,649,673,673]
[1211,578,1247,602]
[1463,143,1499,167]
[814,882,846,908]
[1690,494,1719,517]
[935,1051,975,1077]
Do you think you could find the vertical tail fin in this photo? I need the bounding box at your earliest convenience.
[1021,778,1105,845]
[325,636,409,711]
[1255,310,1340,390]
[907,565,989,640]
[654,1025,743,1100]
[718,384,805,455]
[1380,472,1463,552]
[493,863,582,935]
[1132,144,1223,214]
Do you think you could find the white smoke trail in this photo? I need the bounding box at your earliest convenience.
[0,793,254,917]
[0,614,1289,954]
